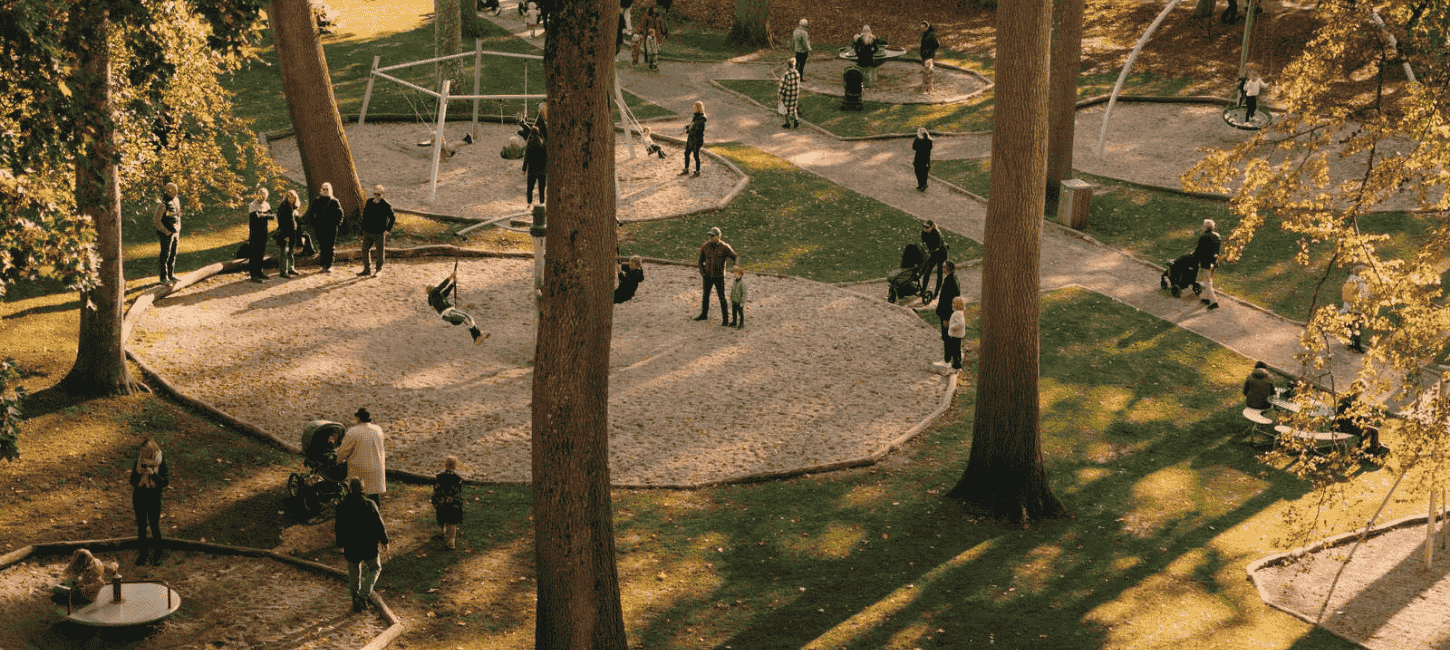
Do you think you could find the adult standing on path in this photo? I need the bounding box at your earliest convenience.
[694,226,738,324]
[791,19,812,76]
[247,187,273,283]
[853,26,880,87]
[276,189,301,277]
[358,185,395,277]
[523,127,548,207]
[337,407,387,509]
[934,261,961,368]
[130,437,170,566]
[681,101,707,177]
[919,21,940,91]
[335,478,389,613]
[912,128,933,191]
[778,62,801,129]
[153,181,181,285]
[1193,219,1222,310]
[305,182,344,273]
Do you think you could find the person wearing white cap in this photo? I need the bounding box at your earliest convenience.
[694,226,737,324]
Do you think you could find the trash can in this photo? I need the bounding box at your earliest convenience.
[1057,179,1092,230]
[841,67,864,111]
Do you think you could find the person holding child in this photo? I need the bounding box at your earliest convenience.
[728,265,747,329]
[431,456,464,550]
[130,437,170,566]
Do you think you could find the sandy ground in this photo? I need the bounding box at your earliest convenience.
[1253,521,1450,650]
[269,121,742,223]
[130,258,949,487]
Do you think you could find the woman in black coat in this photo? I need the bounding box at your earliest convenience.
[275,189,300,277]
[681,101,707,177]
[912,128,933,191]
[304,182,344,273]
[130,437,170,566]
[934,260,960,366]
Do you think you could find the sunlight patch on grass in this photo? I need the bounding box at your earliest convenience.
[1125,466,1203,538]
[1087,556,1245,650]
[1015,543,1064,593]
[840,483,889,509]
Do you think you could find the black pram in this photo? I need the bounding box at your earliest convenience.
[887,243,941,304]
[282,420,352,522]
[1160,253,1203,298]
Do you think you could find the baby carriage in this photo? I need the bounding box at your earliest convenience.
[1160,253,1203,298]
[887,243,941,304]
[282,420,351,522]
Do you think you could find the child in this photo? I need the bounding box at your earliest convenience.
[525,1,540,38]
[631,28,644,66]
[644,28,660,71]
[946,296,966,370]
[728,265,746,329]
[51,549,111,605]
[130,438,170,566]
[431,456,464,549]
[428,269,489,345]
[614,255,646,303]
[1242,66,1269,121]
[640,127,666,159]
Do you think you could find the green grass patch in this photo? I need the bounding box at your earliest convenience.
[622,145,981,282]
[932,158,1450,320]
[716,79,995,137]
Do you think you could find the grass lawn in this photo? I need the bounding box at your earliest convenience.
[622,145,982,282]
[931,158,1450,322]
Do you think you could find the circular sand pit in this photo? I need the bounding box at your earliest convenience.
[131,258,950,487]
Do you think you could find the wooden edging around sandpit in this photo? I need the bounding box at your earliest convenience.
[0,537,404,650]
[1244,511,1450,650]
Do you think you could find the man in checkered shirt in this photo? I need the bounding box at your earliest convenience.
[778,62,801,129]
[337,407,387,509]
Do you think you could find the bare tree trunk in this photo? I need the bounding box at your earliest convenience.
[531,0,627,648]
[269,0,364,221]
[1045,0,1083,200]
[728,0,771,48]
[946,0,1067,524]
[436,0,464,84]
[59,12,132,397]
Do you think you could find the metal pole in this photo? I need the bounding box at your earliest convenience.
[428,79,452,203]
[472,38,483,139]
[359,56,381,127]
[1095,0,1185,156]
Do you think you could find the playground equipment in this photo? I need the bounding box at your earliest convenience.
[56,580,181,627]
[1221,0,1272,130]
[1096,0,1186,155]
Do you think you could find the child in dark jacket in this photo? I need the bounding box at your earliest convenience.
[431,456,464,549]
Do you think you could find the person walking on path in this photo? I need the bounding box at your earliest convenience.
[337,407,387,509]
[523,127,547,207]
[778,63,801,129]
[694,226,737,324]
[431,456,464,550]
[247,187,273,283]
[358,185,396,277]
[335,478,389,613]
[912,128,933,191]
[130,437,170,566]
[305,182,344,273]
[1341,264,1370,353]
[791,19,812,76]
[1193,219,1221,310]
[728,265,747,329]
[681,101,707,177]
[275,189,301,277]
[919,21,940,91]
[934,261,961,368]
[153,181,182,285]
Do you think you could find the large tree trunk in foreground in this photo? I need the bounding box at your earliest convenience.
[728,0,770,48]
[947,0,1067,524]
[531,0,627,648]
[1046,0,1083,200]
[59,12,132,397]
[270,0,364,220]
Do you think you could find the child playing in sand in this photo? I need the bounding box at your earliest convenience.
[431,456,464,549]
[728,265,747,329]
[428,268,489,345]
[640,127,666,159]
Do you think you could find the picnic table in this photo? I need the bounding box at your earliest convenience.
[1267,394,1334,418]
[1273,425,1359,454]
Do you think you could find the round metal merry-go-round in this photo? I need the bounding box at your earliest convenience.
[55,580,181,627]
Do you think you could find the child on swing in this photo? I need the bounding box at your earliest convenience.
[640,127,666,159]
[427,266,489,345]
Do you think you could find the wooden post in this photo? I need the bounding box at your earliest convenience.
[428,79,452,203]
[359,56,381,127]
[1429,489,1437,569]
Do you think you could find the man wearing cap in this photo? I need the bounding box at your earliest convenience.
[695,226,738,324]
[337,407,387,509]
[791,19,812,76]
[358,185,396,277]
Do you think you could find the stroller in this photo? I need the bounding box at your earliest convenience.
[282,420,351,522]
[887,243,942,304]
[1160,253,1203,298]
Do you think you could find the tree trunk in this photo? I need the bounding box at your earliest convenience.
[269,0,365,221]
[728,0,770,48]
[1045,0,1083,200]
[58,12,132,397]
[436,0,464,84]
[531,0,627,648]
[946,0,1067,524]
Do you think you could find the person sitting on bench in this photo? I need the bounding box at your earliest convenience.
[1335,392,1388,457]
[1242,361,1277,410]
[428,269,489,345]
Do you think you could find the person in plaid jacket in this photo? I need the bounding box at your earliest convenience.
[778,63,801,129]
